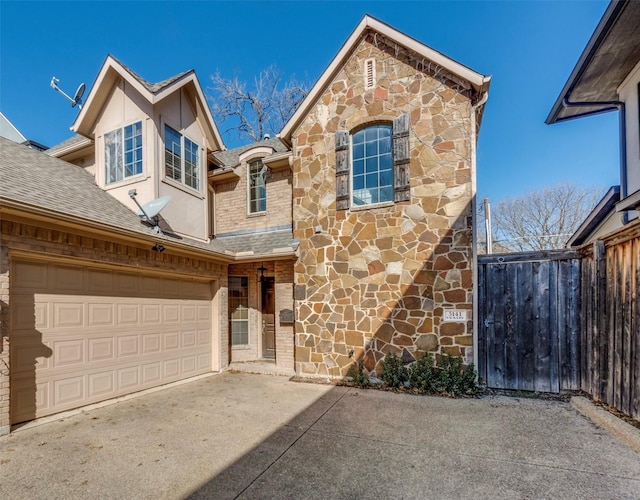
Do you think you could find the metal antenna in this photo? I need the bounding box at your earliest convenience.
[50,77,85,110]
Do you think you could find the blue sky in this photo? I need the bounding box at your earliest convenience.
[0,0,619,203]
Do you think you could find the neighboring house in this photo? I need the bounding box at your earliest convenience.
[547,0,640,244]
[0,15,489,433]
[0,111,48,151]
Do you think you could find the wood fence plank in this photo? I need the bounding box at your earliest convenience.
[613,245,624,412]
[621,241,632,416]
[533,262,552,392]
[606,245,616,406]
[477,262,486,383]
[519,262,535,391]
[504,263,519,389]
[487,263,507,389]
[548,261,560,393]
[632,237,640,420]
[567,259,582,390]
[595,241,608,402]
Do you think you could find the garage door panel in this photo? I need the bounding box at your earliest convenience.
[88,371,115,397]
[88,337,114,362]
[87,269,114,293]
[11,296,48,330]
[118,366,139,390]
[53,375,84,406]
[53,339,84,367]
[52,265,84,292]
[117,335,140,357]
[142,304,161,324]
[142,362,162,385]
[12,261,48,291]
[117,303,139,324]
[53,302,84,329]
[142,333,161,354]
[88,303,114,327]
[181,356,196,375]
[11,260,215,424]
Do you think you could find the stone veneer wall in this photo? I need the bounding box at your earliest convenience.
[292,33,476,377]
[0,219,229,434]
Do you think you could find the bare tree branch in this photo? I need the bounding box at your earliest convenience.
[208,65,309,143]
[487,183,604,252]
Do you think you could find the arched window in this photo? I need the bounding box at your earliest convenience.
[334,114,410,210]
[351,124,393,206]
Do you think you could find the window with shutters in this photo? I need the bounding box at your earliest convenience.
[335,113,410,210]
[351,125,393,206]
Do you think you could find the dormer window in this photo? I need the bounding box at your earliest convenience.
[165,125,200,190]
[105,121,142,184]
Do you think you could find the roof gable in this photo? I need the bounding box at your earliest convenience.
[280,15,490,142]
[72,55,225,151]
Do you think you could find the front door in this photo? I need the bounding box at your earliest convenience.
[261,277,275,359]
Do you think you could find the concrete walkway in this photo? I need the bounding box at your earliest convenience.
[1,372,638,499]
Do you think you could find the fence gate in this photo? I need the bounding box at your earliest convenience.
[477,251,581,393]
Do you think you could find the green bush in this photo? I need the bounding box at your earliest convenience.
[408,352,438,392]
[436,354,479,396]
[381,352,407,388]
[347,358,370,387]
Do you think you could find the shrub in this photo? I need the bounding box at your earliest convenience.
[347,358,370,387]
[436,354,479,396]
[408,352,438,392]
[381,352,407,388]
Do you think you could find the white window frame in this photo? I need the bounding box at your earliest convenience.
[104,121,143,185]
[164,124,200,191]
[229,276,250,346]
[350,124,394,207]
[247,158,267,214]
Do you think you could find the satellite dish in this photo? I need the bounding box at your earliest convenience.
[139,196,171,219]
[72,83,85,108]
[50,77,86,110]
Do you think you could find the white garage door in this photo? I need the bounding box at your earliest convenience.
[10,260,214,424]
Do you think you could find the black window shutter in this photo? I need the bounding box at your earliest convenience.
[393,113,411,202]
[335,130,350,210]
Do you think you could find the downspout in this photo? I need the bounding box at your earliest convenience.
[471,90,489,371]
[563,98,629,224]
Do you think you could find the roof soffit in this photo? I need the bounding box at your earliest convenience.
[280,15,490,142]
[547,0,640,124]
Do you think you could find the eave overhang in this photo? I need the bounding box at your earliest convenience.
[546,0,640,124]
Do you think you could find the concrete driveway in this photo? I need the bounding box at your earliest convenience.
[1,372,638,500]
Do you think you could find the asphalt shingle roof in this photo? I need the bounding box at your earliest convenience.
[1,137,294,258]
[110,55,192,94]
[45,134,91,156]
[213,138,288,168]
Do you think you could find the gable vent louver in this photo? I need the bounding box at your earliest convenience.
[364,58,375,90]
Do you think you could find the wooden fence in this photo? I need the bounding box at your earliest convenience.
[477,224,640,421]
[580,229,639,420]
[477,251,581,393]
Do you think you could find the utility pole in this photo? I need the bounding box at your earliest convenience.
[484,197,493,254]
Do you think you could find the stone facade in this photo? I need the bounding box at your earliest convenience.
[291,33,476,377]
